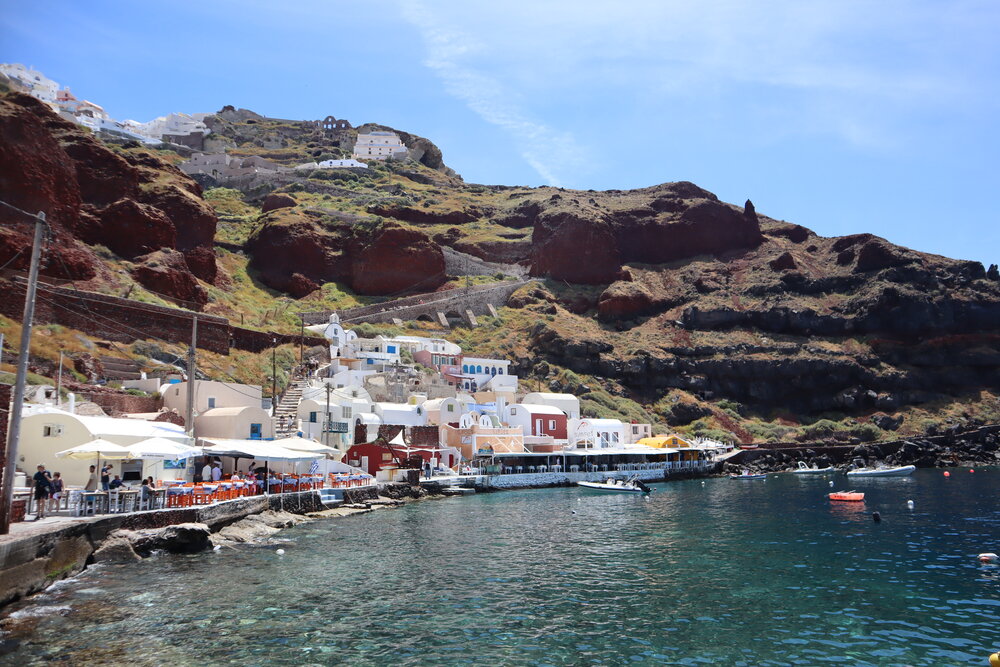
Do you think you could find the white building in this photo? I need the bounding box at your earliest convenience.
[374,402,426,427]
[195,406,274,441]
[568,418,627,450]
[125,112,211,141]
[352,131,408,160]
[457,356,517,393]
[0,63,60,103]
[521,392,581,420]
[162,380,264,415]
[19,408,190,487]
[421,396,468,426]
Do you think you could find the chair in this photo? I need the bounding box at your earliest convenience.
[120,492,137,514]
[191,487,211,505]
[68,490,84,517]
[107,490,120,514]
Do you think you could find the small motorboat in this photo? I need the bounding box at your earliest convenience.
[791,461,835,475]
[730,471,767,480]
[846,465,916,478]
[578,476,652,494]
[829,491,865,502]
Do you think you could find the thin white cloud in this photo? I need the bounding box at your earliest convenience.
[398,0,587,186]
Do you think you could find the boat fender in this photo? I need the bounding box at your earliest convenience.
[969,469,974,473]
[829,481,834,487]
[276,548,286,556]
[990,651,1000,667]
[906,500,914,509]
[943,471,951,477]
[872,512,881,523]
[978,553,998,563]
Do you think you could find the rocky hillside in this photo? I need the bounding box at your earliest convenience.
[2,89,999,443]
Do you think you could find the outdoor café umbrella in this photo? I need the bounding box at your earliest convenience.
[55,439,132,484]
[126,438,202,479]
[55,439,132,460]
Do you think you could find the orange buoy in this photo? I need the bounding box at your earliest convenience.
[969,469,974,473]
[943,471,951,477]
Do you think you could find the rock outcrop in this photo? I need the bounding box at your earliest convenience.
[0,92,218,297]
[131,249,209,306]
[246,211,445,296]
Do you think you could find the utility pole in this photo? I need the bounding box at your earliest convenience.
[56,350,63,408]
[1,212,46,534]
[0,332,5,368]
[185,316,197,441]
[271,338,277,416]
[299,316,304,364]
[324,383,332,452]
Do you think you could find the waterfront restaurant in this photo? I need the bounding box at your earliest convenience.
[471,444,712,476]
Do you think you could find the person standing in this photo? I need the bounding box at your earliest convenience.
[33,465,52,520]
[49,472,64,513]
[200,460,212,484]
[211,462,222,482]
[100,464,112,491]
[84,465,98,492]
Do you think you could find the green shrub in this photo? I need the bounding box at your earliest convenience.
[800,419,842,440]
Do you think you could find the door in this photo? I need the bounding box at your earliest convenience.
[535,418,543,435]
[250,423,262,440]
[361,456,369,474]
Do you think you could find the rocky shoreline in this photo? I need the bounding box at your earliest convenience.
[724,427,1000,475]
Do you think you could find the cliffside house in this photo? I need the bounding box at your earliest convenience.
[502,403,568,441]
[521,392,581,420]
[352,131,408,160]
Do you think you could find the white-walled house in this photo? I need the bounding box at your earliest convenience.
[374,402,426,427]
[162,380,264,414]
[502,403,568,440]
[522,392,581,420]
[194,406,274,441]
[568,418,627,450]
[458,357,517,393]
[297,386,375,449]
[625,423,653,444]
[320,313,358,359]
[421,397,467,426]
[0,63,60,103]
[19,408,190,487]
[348,336,403,368]
[352,131,407,160]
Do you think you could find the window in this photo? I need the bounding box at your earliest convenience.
[342,406,353,419]
[447,404,454,412]
[549,420,556,429]
[498,368,504,375]
[387,345,396,353]
[207,397,216,408]
[476,365,483,373]
[367,358,374,365]
[491,367,497,376]
[43,424,63,437]
[510,408,517,415]
[382,452,392,461]
[463,364,469,373]
[309,412,317,423]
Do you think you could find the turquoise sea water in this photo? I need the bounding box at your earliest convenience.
[3,469,999,666]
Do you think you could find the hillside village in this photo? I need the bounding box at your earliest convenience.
[3,61,1000,529]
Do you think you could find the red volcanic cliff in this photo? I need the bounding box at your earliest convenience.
[0,93,218,298]
[245,209,445,296]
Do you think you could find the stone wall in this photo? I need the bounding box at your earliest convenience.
[85,392,163,416]
[301,279,533,325]
[0,279,324,355]
[0,279,230,354]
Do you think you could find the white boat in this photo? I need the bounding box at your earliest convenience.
[578,476,652,494]
[846,465,916,478]
[791,461,835,475]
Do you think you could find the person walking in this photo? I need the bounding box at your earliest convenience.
[100,464,112,491]
[49,472,64,513]
[32,464,52,520]
[84,465,98,492]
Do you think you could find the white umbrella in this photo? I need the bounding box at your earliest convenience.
[55,439,132,460]
[126,437,201,460]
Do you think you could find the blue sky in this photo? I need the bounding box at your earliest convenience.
[2,0,998,266]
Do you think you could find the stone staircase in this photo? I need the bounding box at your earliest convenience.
[273,377,309,437]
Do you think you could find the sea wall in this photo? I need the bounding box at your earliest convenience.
[0,490,324,608]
